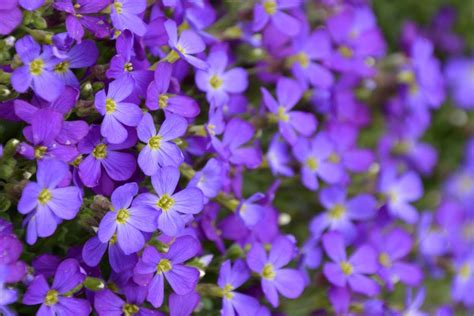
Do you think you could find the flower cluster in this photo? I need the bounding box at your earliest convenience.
[0,0,473,315]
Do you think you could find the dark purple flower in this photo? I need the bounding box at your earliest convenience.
[133,236,201,307]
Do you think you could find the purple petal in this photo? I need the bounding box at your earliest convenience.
[350,245,377,274]
[111,182,138,209]
[165,265,199,295]
[52,259,85,293]
[274,268,305,298]
[102,150,136,181]
[166,236,201,264]
[147,274,164,307]
[152,166,180,196]
[323,262,346,287]
[322,232,347,262]
[82,236,107,267]
[172,188,203,215]
[48,186,82,220]
[348,274,379,296]
[117,223,145,255]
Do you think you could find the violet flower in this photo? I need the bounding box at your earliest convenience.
[253,0,301,36]
[110,0,147,36]
[0,0,22,35]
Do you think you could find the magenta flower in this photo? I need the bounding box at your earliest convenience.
[97,183,157,254]
[133,236,201,307]
[18,159,82,245]
[246,236,305,307]
[95,79,143,144]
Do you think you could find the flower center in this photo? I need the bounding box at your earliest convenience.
[328,152,341,163]
[262,263,276,280]
[398,70,415,84]
[378,252,392,268]
[157,259,173,273]
[306,157,318,171]
[109,233,118,245]
[338,46,353,59]
[459,263,471,280]
[122,303,140,316]
[116,208,130,224]
[34,146,48,159]
[54,61,70,74]
[157,194,175,212]
[113,1,123,14]
[38,189,52,205]
[148,135,162,150]
[329,204,346,220]
[44,289,59,306]
[124,62,133,72]
[92,143,108,160]
[73,3,81,9]
[222,284,234,299]
[263,0,277,15]
[277,106,289,122]
[30,58,45,76]
[209,75,223,90]
[295,52,310,68]
[158,94,169,109]
[105,98,116,114]
[340,261,353,276]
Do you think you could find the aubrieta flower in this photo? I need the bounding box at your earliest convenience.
[110,0,147,36]
[253,0,301,36]
[370,228,423,290]
[53,0,110,41]
[0,0,22,35]
[379,168,423,224]
[237,192,266,228]
[246,236,305,307]
[218,259,260,316]
[95,79,143,144]
[164,19,208,70]
[195,49,248,108]
[133,236,201,307]
[445,57,474,109]
[267,133,294,177]
[322,232,379,296]
[188,158,224,200]
[146,61,200,118]
[18,159,82,245]
[137,113,187,176]
[97,182,157,254]
[262,77,317,144]
[23,259,91,315]
[452,255,474,306]
[292,134,342,191]
[94,288,161,316]
[134,166,203,236]
[11,36,64,102]
[0,234,26,284]
[311,186,377,243]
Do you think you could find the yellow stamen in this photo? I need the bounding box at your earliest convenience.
[277,106,289,122]
[158,95,169,109]
[113,1,123,14]
[122,303,140,316]
[157,194,175,212]
[306,157,318,171]
[105,98,116,114]
[209,75,223,90]
[44,289,59,306]
[222,284,234,299]
[262,263,276,280]
[54,61,70,74]
[116,208,130,224]
[263,0,277,15]
[340,261,353,275]
[30,59,45,76]
[148,135,162,150]
[378,252,392,268]
[38,189,52,205]
[157,259,172,273]
[124,62,133,72]
[338,46,353,59]
[329,204,346,220]
[92,143,107,160]
[34,146,48,159]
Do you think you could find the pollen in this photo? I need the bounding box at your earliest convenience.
[295,52,310,68]
[38,189,52,205]
[34,146,48,159]
[105,98,117,114]
[329,152,341,163]
[116,208,130,224]
[92,143,108,160]
[122,303,140,316]
[158,95,169,109]
[113,1,123,14]
[157,194,175,211]
[157,258,173,273]
[73,3,81,9]
[340,261,353,276]
[329,204,346,220]
[338,46,353,59]
[277,106,289,122]
[306,157,318,171]
[209,75,223,90]
[459,263,471,280]
[262,263,276,280]
[398,70,415,84]
[263,0,277,15]
[54,61,70,74]
[148,135,162,150]
[124,62,133,72]
[44,289,59,306]
[109,233,118,245]
[378,252,392,268]
[222,284,234,299]
[30,58,45,76]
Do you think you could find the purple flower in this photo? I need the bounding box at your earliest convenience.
[19,0,45,11]
[133,236,201,307]
[137,113,187,176]
[195,49,248,107]
[322,232,379,296]
[94,289,161,316]
[78,125,137,188]
[146,61,200,118]
[0,0,22,35]
[452,255,474,307]
[95,79,143,144]
[0,234,26,284]
[237,193,266,227]
[164,19,208,70]
[267,134,294,177]
[262,77,316,144]
[53,0,110,41]
[311,186,377,243]
[445,57,474,109]
[370,228,423,290]
[134,166,203,236]
[169,292,200,316]
[23,259,91,315]
[18,159,82,245]
[292,134,342,191]
[253,0,301,36]
[188,158,224,200]
[110,0,147,36]
[378,168,423,224]
[82,235,137,272]
[402,287,429,316]
[97,183,157,254]
[246,236,305,307]
[218,260,260,316]
[11,36,65,101]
